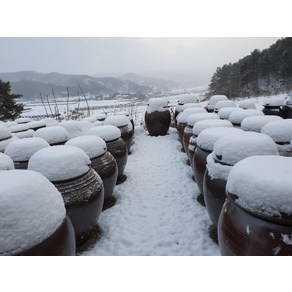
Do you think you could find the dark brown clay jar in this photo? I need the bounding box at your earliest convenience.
[176,122,187,147]
[118,124,134,154]
[90,151,118,202]
[262,106,284,117]
[17,216,76,256]
[282,104,292,119]
[183,125,194,158]
[14,160,29,170]
[218,198,292,256]
[145,110,171,136]
[188,136,197,171]
[53,169,104,247]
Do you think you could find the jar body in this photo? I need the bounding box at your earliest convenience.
[188,136,197,171]
[176,122,187,147]
[218,198,292,256]
[262,106,284,117]
[14,160,28,170]
[183,125,193,157]
[144,110,171,136]
[282,105,292,119]
[118,124,134,154]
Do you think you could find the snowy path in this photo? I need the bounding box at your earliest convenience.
[82,126,220,256]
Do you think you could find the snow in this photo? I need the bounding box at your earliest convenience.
[59,121,83,138]
[27,120,46,130]
[15,117,31,124]
[0,169,65,255]
[0,136,19,153]
[3,121,17,127]
[81,127,219,256]
[212,132,279,166]
[33,126,71,145]
[146,98,168,113]
[197,127,243,152]
[87,125,121,142]
[178,95,198,104]
[93,113,107,120]
[0,153,15,170]
[9,124,29,133]
[65,135,107,159]
[206,153,231,181]
[261,120,292,143]
[177,108,207,124]
[92,121,103,127]
[241,115,282,132]
[226,155,292,218]
[116,111,133,120]
[42,118,59,126]
[0,125,12,141]
[4,137,50,162]
[28,145,91,181]
[82,116,97,123]
[229,109,264,125]
[282,234,292,245]
[205,95,228,111]
[214,100,236,112]
[187,113,219,127]
[238,99,257,109]
[104,115,130,127]
[263,97,285,107]
[12,129,35,139]
[193,119,233,136]
[218,107,243,120]
[181,103,202,110]
[78,121,94,132]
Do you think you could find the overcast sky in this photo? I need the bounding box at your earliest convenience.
[0,37,280,85]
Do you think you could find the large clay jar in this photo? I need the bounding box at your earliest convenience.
[0,152,15,170]
[204,132,279,233]
[261,119,292,157]
[241,115,282,132]
[104,115,134,154]
[205,95,228,113]
[28,145,104,247]
[144,98,171,136]
[66,135,118,207]
[193,127,243,204]
[34,126,71,146]
[218,107,243,120]
[213,100,236,113]
[10,124,34,139]
[262,97,285,117]
[218,155,292,256]
[116,111,135,135]
[87,125,128,184]
[174,94,199,125]
[0,125,19,153]
[4,137,50,169]
[229,109,264,128]
[0,170,75,256]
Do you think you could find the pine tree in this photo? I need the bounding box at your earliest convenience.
[0,80,24,121]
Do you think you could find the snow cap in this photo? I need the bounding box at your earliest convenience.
[187,113,219,127]
[27,120,46,130]
[261,119,292,143]
[0,152,15,170]
[147,98,168,113]
[197,127,243,152]
[60,121,83,138]
[263,97,285,107]
[0,125,12,141]
[42,118,58,127]
[78,120,94,132]
[92,121,103,127]
[87,125,121,142]
[9,124,29,133]
[0,169,66,255]
[15,117,31,124]
[229,109,264,125]
[94,113,107,121]
[12,129,35,139]
[226,155,292,219]
[4,137,50,162]
[177,108,207,124]
[0,136,19,153]
[104,115,129,127]
[82,116,97,123]
[206,95,228,110]
[66,135,107,159]
[214,100,236,112]
[241,115,282,132]
[178,94,198,105]
[28,145,91,181]
[34,126,71,145]
[238,99,257,109]
[206,153,231,181]
[218,107,243,120]
[193,119,233,136]
[3,121,17,128]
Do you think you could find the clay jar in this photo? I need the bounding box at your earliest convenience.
[104,115,134,154]
[115,111,135,135]
[34,126,71,146]
[28,145,104,247]
[261,119,292,157]
[60,121,84,138]
[205,95,228,113]
[193,127,243,201]
[262,98,285,117]
[4,137,50,169]
[204,132,279,231]
[282,102,292,119]
[87,125,128,183]
[218,155,292,256]
[66,135,118,206]
[229,109,264,128]
[145,98,171,136]
[174,94,199,124]
[0,170,75,256]
[241,115,282,133]
[0,125,18,153]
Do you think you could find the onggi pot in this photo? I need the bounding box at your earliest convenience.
[241,115,282,133]
[34,126,71,146]
[262,97,285,117]
[229,109,264,128]
[174,94,199,124]
[218,155,292,256]
[205,95,228,113]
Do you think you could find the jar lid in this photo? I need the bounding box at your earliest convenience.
[206,153,231,181]
[177,108,207,124]
[241,115,282,132]
[0,136,19,153]
[206,95,228,110]
[4,137,50,162]
[87,125,121,141]
[42,118,58,126]
[13,129,35,139]
[27,120,46,130]
[147,98,168,113]
[15,117,31,124]
[214,100,237,112]
[218,107,243,120]
[226,155,292,224]
[213,132,279,166]
[261,120,292,143]
[197,127,243,152]
[229,109,263,125]
[0,125,12,141]
[0,152,15,170]
[9,124,29,133]
[34,126,71,145]
[104,115,129,127]
[238,99,257,109]
[178,94,198,104]
[187,113,219,127]
[66,135,107,159]
[28,145,91,181]
[193,119,233,136]
[60,121,83,138]
[82,116,97,123]
[263,97,285,107]
[0,169,66,255]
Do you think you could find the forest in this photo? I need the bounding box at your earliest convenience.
[208,37,292,98]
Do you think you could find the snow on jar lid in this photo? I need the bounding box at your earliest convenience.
[263,97,285,107]
[3,121,17,127]
[187,113,219,127]
[197,127,243,152]
[92,121,103,127]
[82,116,97,123]
[4,137,50,162]
[175,103,202,113]
[206,95,228,110]
[34,126,71,145]
[238,99,257,109]
[9,124,29,133]
[115,111,132,118]
[104,115,129,127]
[177,108,207,124]
[93,113,107,120]
[193,119,233,136]
[241,115,282,132]
[0,125,12,141]
[66,135,107,159]
[78,121,94,132]
[178,94,198,104]
[147,98,168,113]
[226,155,292,222]
[60,121,83,138]
[15,117,31,124]
[28,145,91,181]
[27,120,46,130]
[13,129,35,139]
[261,120,292,143]
[213,132,279,166]
[42,118,58,126]
[0,153,14,170]
[229,109,263,125]
[0,169,66,255]
[0,136,19,153]
[218,107,243,120]
[214,100,237,112]
[87,125,121,142]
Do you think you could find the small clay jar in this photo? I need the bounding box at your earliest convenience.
[241,115,282,132]
[229,109,264,127]
[205,95,228,113]
[145,98,171,136]
[218,155,292,256]
[34,126,71,146]
[28,145,104,247]
[0,170,75,256]
[4,137,50,169]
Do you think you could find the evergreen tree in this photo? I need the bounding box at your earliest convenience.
[0,80,24,120]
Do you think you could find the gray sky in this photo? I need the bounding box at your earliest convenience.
[0,37,280,85]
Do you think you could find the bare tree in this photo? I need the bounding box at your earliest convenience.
[51,89,61,122]
[46,95,54,117]
[78,84,90,116]
[40,92,48,117]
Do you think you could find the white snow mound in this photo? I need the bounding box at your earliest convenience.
[193,119,233,136]
[241,115,282,132]
[229,109,263,125]
[87,125,121,142]
[177,108,207,123]
[34,126,71,145]
[0,152,15,170]
[187,113,219,127]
